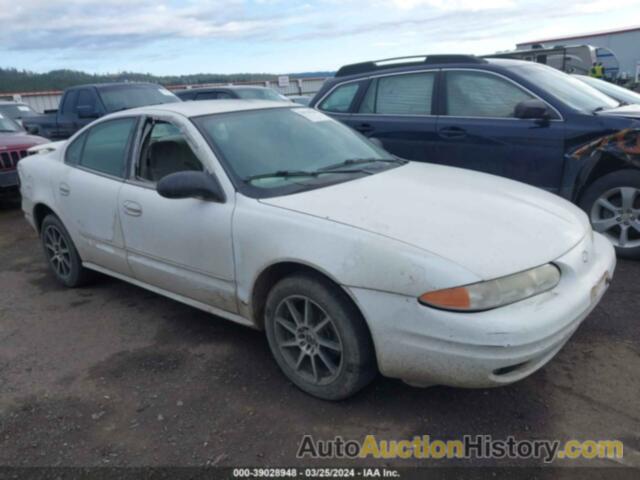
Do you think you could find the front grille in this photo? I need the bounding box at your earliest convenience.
[0,149,28,170]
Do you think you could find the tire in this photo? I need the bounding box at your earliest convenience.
[40,214,93,287]
[579,169,640,259]
[264,273,376,400]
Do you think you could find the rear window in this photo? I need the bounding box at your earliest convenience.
[360,72,435,115]
[99,85,179,112]
[0,104,37,119]
[79,118,136,177]
[234,88,282,101]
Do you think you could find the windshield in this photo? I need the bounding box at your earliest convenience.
[194,107,398,197]
[100,85,179,112]
[511,64,619,112]
[573,75,640,106]
[234,88,284,101]
[0,104,37,119]
[0,116,22,132]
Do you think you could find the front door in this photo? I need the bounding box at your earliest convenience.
[118,117,237,313]
[435,69,566,191]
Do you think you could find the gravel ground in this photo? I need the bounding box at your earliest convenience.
[0,200,639,471]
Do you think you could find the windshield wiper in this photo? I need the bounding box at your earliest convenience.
[244,167,376,183]
[318,157,407,171]
[245,170,320,182]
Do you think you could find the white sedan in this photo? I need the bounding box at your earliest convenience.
[18,100,616,400]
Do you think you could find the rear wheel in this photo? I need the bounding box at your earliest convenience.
[41,214,93,287]
[264,273,376,400]
[579,169,640,259]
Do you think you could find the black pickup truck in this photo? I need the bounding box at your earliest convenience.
[23,82,180,140]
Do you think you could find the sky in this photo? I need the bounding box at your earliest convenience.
[1,0,639,75]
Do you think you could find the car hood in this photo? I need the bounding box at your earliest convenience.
[260,162,590,280]
[0,132,49,148]
[596,104,640,119]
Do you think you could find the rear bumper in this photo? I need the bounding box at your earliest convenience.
[349,232,616,388]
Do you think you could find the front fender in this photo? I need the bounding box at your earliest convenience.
[568,127,640,201]
[232,196,481,315]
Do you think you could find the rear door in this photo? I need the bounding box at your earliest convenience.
[341,71,439,163]
[435,69,566,191]
[56,117,138,275]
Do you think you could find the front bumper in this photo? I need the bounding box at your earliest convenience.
[349,232,616,388]
[0,170,18,189]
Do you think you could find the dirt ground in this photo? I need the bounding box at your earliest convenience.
[0,200,639,472]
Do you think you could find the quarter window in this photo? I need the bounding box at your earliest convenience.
[319,83,361,113]
[137,120,203,183]
[79,118,136,177]
[65,131,87,165]
[360,72,435,115]
[445,71,535,118]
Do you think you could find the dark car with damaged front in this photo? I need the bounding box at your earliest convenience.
[310,55,640,258]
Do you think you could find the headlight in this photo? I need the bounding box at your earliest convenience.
[418,264,560,312]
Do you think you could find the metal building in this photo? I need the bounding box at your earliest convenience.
[517,26,640,80]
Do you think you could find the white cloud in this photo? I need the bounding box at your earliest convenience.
[574,0,640,12]
[386,0,515,10]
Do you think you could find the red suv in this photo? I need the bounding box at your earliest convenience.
[0,116,48,197]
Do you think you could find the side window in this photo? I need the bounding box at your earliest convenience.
[216,92,233,99]
[360,72,435,115]
[60,90,79,115]
[76,89,97,113]
[65,131,87,165]
[445,71,535,118]
[79,118,136,177]
[137,120,203,183]
[319,82,361,113]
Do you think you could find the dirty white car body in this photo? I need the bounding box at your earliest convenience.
[18,100,616,399]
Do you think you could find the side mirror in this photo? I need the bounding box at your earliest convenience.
[26,125,39,135]
[77,105,100,119]
[157,171,225,202]
[514,99,553,120]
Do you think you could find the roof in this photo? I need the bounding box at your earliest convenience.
[118,99,294,118]
[335,54,486,78]
[517,25,640,46]
[175,85,272,94]
[64,82,161,91]
[0,100,28,105]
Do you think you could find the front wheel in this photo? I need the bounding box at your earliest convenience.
[579,169,640,259]
[264,274,376,400]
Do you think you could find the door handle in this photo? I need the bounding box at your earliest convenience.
[438,126,467,139]
[354,123,374,134]
[59,183,70,196]
[123,201,143,217]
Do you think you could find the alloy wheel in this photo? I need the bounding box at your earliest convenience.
[273,295,343,385]
[43,224,72,278]
[591,186,640,249]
